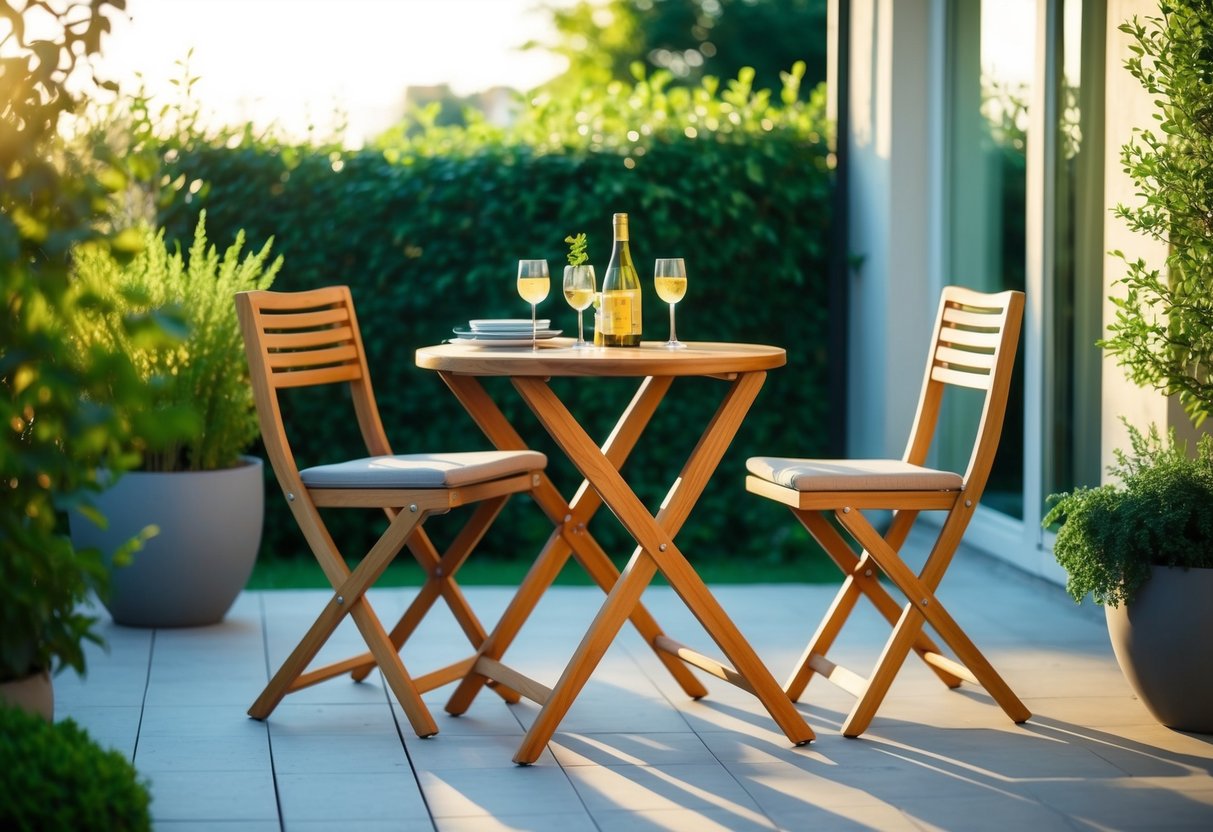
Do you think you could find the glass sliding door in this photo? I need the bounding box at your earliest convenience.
[941,0,1105,571]
[1044,0,1104,506]
[942,0,1034,519]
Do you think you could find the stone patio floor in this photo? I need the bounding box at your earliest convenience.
[56,537,1213,831]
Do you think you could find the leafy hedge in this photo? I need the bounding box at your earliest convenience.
[147,68,835,566]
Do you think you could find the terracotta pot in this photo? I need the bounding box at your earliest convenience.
[70,456,264,628]
[1105,564,1213,733]
[0,670,53,720]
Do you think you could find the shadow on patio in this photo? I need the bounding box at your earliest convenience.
[56,531,1213,831]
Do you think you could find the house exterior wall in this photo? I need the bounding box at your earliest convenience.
[1100,0,1175,466]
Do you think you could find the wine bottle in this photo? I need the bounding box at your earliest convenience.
[600,213,642,347]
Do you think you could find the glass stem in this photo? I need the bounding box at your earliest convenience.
[532,303,538,351]
[669,302,677,343]
[577,310,584,344]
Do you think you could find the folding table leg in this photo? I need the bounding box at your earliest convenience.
[508,373,815,763]
[438,373,706,715]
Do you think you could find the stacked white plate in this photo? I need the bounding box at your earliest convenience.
[452,319,562,346]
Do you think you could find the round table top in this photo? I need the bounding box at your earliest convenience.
[415,340,786,377]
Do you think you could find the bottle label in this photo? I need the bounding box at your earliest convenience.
[602,289,641,335]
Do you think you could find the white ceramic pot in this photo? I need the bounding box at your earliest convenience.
[70,456,264,628]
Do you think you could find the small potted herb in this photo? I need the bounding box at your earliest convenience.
[563,232,597,349]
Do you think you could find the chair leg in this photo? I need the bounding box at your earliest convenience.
[347,498,520,705]
[250,504,440,736]
[835,507,1031,735]
[793,510,963,691]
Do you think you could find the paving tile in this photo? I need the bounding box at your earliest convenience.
[418,767,586,818]
[565,761,764,814]
[405,732,557,770]
[893,794,1082,832]
[146,769,278,823]
[435,812,598,831]
[550,731,716,767]
[591,807,778,831]
[270,730,411,774]
[135,729,271,772]
[276,771,431,823]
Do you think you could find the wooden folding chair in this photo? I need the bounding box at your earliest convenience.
[745,285,1030,737]
[236,286,546,737]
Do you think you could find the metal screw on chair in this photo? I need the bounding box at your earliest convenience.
[434,567,444,578]
[864,568,873,577]
[409,504,418,513]
[965,499,973,508]
[336,595,345,605]
[287,493,295,502]
[920,598,929,606]
[564,514,572,523]
[842,507,851,513]
[532,474,541,486]
[658,543,667,552]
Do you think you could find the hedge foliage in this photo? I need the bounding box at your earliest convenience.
[143,67,835,565]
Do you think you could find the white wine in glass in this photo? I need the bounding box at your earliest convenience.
[654,258,687,349]
[517,259,550,350]
[562,264,596,349]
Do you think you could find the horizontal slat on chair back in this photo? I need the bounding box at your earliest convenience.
[256,295,363,389]
[929,296,1011,391]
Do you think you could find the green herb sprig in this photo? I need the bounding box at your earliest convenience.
[564,233,588,266]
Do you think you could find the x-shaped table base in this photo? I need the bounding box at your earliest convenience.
[435,368,815,764]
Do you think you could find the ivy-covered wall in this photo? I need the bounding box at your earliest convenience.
[153,71,835,566]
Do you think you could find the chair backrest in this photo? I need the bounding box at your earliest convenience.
[235,286,392,493]
[902,286,1024,499]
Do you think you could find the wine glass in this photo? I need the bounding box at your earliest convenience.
[562,264,596,350]
[517,259,550,351]
[654,258,687,350]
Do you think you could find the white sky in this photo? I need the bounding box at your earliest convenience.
[96,0,573,145]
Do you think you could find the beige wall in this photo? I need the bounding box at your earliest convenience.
[1100,0,1179,473]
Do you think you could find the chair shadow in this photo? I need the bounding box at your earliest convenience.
[561,692,1213,830]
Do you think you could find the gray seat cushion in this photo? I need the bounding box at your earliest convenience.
[301,450,546,489]
[746,456,963,492]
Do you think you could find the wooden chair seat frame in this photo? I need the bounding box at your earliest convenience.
[746,286,1031,737]
[236,286,544,737]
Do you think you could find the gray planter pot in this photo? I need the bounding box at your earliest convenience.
[70,456,264,628]
[1105,564,1213,733]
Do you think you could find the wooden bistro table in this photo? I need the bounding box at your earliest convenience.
[414,339,816,764]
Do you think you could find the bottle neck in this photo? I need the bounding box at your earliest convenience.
[613,214,629,244]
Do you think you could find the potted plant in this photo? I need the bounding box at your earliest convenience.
[1045,0,1213,733]
[0,0,176,715]
[1045,425,1213,731]
[67,213,281,627]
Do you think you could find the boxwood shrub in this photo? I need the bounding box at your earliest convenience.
[0,705,150,831]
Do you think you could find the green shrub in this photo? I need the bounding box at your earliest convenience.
[0,705,151,831]
[137,67,833,565]
[1102,0,1213,426]
[1044,423,1213,607]
[0,0,191,681]
[70,214,281,472]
